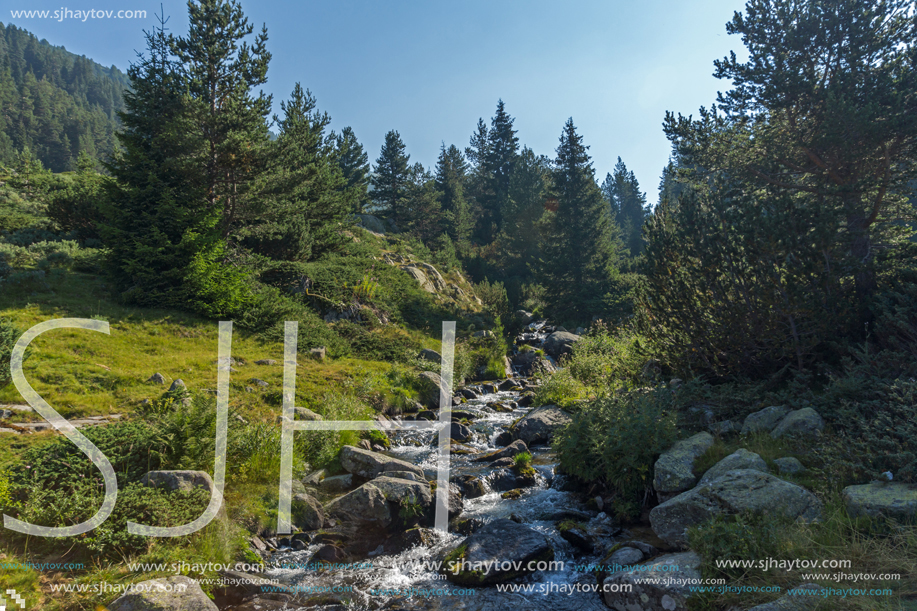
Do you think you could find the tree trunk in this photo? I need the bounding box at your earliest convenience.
[847,211,877,327]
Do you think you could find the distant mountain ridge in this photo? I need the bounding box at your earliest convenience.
[0,22,130,171]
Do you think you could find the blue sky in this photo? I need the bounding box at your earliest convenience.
[6,0,748,203]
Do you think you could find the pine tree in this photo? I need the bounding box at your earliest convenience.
[603,157,648,256]
[537,119,624,321]
[434,143,472,246]
[402,163,442,243]
[479,100,519,242]
[172,0,272,241]
[246,84,351,261]
[334,126,370,213]
[370,130,410,225]
[464,118,489,242]
[501,147,549,277]
[100,14,217,307]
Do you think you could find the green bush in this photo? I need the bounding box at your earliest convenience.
[0,318,24,388]
[552,388,679,520]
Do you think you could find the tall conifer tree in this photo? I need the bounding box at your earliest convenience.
[370,130,410,224]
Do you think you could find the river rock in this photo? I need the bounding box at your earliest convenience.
[291,493,324,531]
[320,474,353,492]
[606,546,644,570]
[324,483,391,527]
[843,482,917,521]
[774,457,806,475]
[511,405,572,446]
[371,476,433,508]
[140,470,214,494]
[339,445,425,480]
[441,518,554,585]
[512,350,557,377]
[515,310,534,324]
[650,469,823,547]
[383,527,436,555]
[771,407,824,439]
[487,468,536,492]
[449,422,473,442]
[603,551,701,611]
[543,331,580,359]
[697,448,768,486]
[107,575,217,611]
[653,432,714,498]
[473,439,529,462]
[459,388,478,400]
[745,583,824,610]
[454,475,487,499]
[741,405,790,435]
[418,371,450,408]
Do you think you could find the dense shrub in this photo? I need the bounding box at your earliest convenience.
[552,388,679,520]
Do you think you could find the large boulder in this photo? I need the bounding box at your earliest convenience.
[771,407,824,439]
[356,214,388,234]
[419,348,442,364]
[324,483,391,527]
[697,448,768,486]
[653,432,714,498]
[512,350,557,377]
[339,445,425,480]
[650,469,823,548]
[418,371,451,408]
[603,551,702,611]
[140,470,214,494]
[370,476,434,508]
[441,519,554,585]
[543,331,580,359]
[511,405,572,446]
[843,482,917,521]
[291,493,324,531]
[107,575,217,611]
[741,405,790,435]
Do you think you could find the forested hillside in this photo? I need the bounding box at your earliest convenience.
[0,22,129,171]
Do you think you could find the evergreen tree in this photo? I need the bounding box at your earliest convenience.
[501,146,549,277]
[246,84,351,261]
[434,143,472,246]
[402,163,442,243]
[537,119,624,321]
[370,129,410,224]
[334,126,370,213]
[464,117,489,242]
[47,151,111,240]
[100,14,217,307]
[602,157,648,256]
[479,100,519,241]
[172,0,272,240]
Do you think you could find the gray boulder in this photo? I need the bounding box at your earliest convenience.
[606,546,645,571]
[843,482,917,521]
[140,470,214,494]
[442,519,554,585]
[419,348,442,364]
[449,422,473,442]
[771,407,824,439]
[653,432,714,498]
[698,448,768,486]
[511,405,572,446]
[741,405,790,435]
[774,457,806,475]
[255,359,277,365]
[745,584,824,610]
[339,445,425,480]
[370,476,433,508]
[147,373,166,385]
[168,379,186,393]
[512,350,557,377]
[650,469,823,547]
[291,493,324,531]
[107,575,217,611]
[603,551,701,611]
[543,331,580,359]
[356,214,388,234]
[418,371,450,408]
[319,474,353,492]
[324,483,391,527]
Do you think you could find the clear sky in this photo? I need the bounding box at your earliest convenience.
[5,0,749,204]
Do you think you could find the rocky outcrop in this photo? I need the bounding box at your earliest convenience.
[653,432,714,499]
[543,331,580,359]
[441,519,554,585]
[697,448,768,486]
[770,407,824,439]
[140,470,214,494]
[603,551,702,611]
[324,483,391,527]
[843,482,917,521]
[511,405,572,446]
[291,493,324,531]
[339,445,425,481]
[370,476,433,508]
[650,469,823,548]
[107,575,217,611]
[741,405,790,435]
